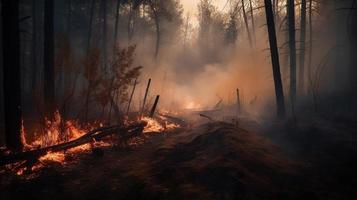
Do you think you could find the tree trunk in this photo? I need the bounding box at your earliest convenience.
[349,0,357,93]
[100,0,107,70]
[298,0,306,95]
[1,0,23,151]
[307,0,313,89]
[31,0,38,91]
[86,0,95,55]
[249,0,256,45]
[153,12,160,59]
[241,0,253,48]
[264,0,286,118]
[44,0,56,120]
[287,0,297,106]
[113,0,121,53]
[67,0,72,35]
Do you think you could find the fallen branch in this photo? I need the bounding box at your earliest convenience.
[0,122,147,166]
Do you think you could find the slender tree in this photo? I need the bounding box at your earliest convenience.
[148,0,161,59]
[307,0,313,88]
[86,0,95,54]
[249,0,256,45]
[241,0,253,48]
[113,0,121,53]
[31,0,38,91]
[349,0,357,92]
[298,0,307,94]
[264,0,286,118]
[287,0,297,106]
[44,0,55,119]
[1,0,23,151]
[100,0,108,69]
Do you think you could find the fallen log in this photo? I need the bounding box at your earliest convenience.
[199,113,214,121]
[0,122,147,166]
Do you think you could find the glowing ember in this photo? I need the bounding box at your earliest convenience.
[39,152,66,163]
[142,117,165,133]
[142,116,181,133]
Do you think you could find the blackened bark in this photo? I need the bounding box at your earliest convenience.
[44,0,55,119]
[264,0,286,118]
[86,0,95,54]
[100,0,107,69]
[31,0,38,91]
[113,0,121,52]
[1,0,23,151]
[249,0,256,45]
[307,0,313,88]
[349,0,357,92]
[241,0,253,48]
[288,0,297,104]
[298,0,306,94]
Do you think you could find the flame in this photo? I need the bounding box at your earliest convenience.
[142,116,181,133]
[142,117,165,133]
[39,152,66,163]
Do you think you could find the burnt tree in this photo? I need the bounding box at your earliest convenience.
[100,0,108,70]
[264,0,286,118]
[288,0,297,105]
[350,0,357,93]
[241,0,253,48]
[86,0,95,54]
[1,0,23,151]
[298,0,306,94]
[44,0,55,119]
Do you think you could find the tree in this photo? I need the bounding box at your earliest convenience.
[349,0,357,92]
[31,0,38,91]
[298,0,307,94]
[86,0,95,55]
[113,0,121,54]
[44,0,56,119]
[100,0,108,70]
[1,0,23,151]
[264,0,286,118]
[241,0,253,48]
[287,0,297,106]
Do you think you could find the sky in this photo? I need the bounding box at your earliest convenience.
[181,0,228,22]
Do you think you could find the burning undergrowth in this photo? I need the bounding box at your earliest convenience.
[1,110,183,177]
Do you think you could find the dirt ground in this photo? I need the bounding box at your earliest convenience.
[1,117,357,200]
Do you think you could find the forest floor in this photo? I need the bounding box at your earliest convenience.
[1,114,357,200]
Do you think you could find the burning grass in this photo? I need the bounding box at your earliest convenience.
[1,111,183,177]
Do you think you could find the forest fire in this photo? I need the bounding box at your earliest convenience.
[142,116,181,133]
[2,111,183,176]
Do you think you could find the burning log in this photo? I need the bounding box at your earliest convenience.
[149,95,160,118]
[0,122,147,166]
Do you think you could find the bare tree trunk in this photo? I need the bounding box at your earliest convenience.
[86,0,95,54]
[288,0,297,106]
[31,0,38,91]
[249,0,256,45]
[113,0,121,53]
[241,0,253,48]
[349,0,357,92]
[307,0,313,90]
[1,0,23,151]
[67,0,72,34]
[44,0,55,120]
[264,0,286,118]
[153,13,160,59]
[298,0,306,95]
[100,0,107,70]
